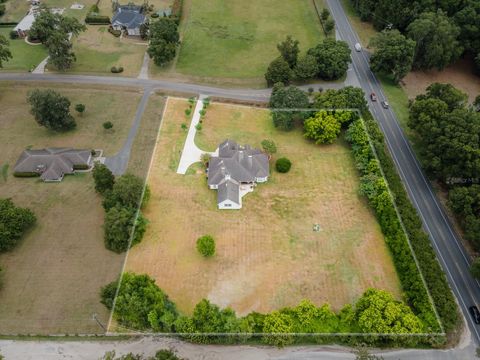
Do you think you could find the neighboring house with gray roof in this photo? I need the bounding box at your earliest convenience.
[207,139,269,209]
[111,4,146,36]
[14,148,92,182]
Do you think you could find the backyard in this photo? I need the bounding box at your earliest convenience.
[123,100,401,318]
[0,83,144,334]
[151,0,325,83]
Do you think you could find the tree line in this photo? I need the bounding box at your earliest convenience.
[101,272,425,347]
[265,36,351,86]
[407,83,480,275]
[351,0,480,78]
[92,164,150,253]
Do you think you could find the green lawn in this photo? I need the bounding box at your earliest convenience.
[0,28,48,71]
[65,26,146,77]
[174,0,324,79]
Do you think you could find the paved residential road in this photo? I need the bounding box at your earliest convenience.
[326,0,480,346]
[0,73,342,102]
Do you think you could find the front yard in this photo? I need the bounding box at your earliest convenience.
[0,83,143,334]
[65,26,146,77]
[124,99,401,317]
[0,28,47,72]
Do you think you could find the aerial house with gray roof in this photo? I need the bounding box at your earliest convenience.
[207,139,269,209]
[14,148,92,182]
[111,4,146,36]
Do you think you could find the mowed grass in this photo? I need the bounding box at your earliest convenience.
[0,28,48,71]
[127,92,166,178]
[67,26,146,77]
[174,0,324,79]
[124,100,401,317]
[0,83,143,334]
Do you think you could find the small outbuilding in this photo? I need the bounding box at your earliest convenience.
[14,147,93,182]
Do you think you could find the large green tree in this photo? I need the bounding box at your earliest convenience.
[265,57,292,86]
[307,38,351,80]
[110,272,178,331]
[407,10,462,70]
[27,89,76,131]
[369,30,416,82]
[314,86,368,113]
[269,83,310,131]
[103,173,145,211]
[304,111,342,144]
[415,82,468,111]
[92,163,115,195]
[46,32,76,71]
[147,18,179,66]
[0,198,36,252]
[29,11,85,43]
[104,206,147,253]
[448,185,480,249]
[0,34,12,68]
[453,1,480,56]
[277,35,300,68]
[354,288,424,333]
[294,54,318,81]
[408,86,480,181]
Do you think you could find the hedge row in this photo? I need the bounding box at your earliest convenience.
[345,119,439,332]
[85,15,110,24]
[360,112,459,334]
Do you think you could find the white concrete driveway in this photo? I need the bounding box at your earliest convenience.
[176,95,217,174]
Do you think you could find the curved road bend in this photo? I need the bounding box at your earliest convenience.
[327,0,480,345]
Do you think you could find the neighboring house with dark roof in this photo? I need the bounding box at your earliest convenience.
[111,4,146,36]
[14,148,92,182]
[207,139,269,209]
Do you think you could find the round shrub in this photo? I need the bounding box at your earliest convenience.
[275,157,292,173]
[196,235,215,257]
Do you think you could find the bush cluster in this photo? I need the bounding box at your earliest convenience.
[108,27,121,37]
[196,235,215,257]
[110,66,124,73]
[360,112,459,335]
[275,157,291,173]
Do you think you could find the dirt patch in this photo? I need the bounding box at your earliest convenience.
[124,100,401,317]
[403,58,480,103]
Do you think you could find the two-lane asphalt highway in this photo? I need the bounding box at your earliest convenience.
[327,0,480,343]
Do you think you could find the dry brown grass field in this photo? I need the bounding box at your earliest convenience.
[125,100,401,317]
[0,83,144,334]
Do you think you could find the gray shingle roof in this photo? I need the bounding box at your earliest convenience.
[112,5,146,30]
[208,140,269,206]
[208,139,269,187]
[14,148,91,181]
[217,178,240,205]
